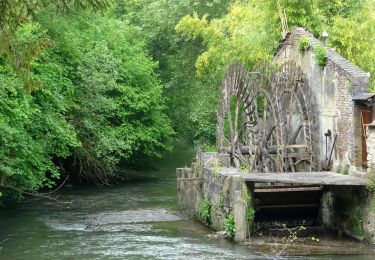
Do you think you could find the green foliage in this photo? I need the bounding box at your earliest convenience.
[350,208,365,236]
[1,0,375,202]
[333,187,367,237]
[241,184,250,203]
[176,4,276,78]
[326,0,375,90]
[213,165,221,175]
[114,0,232,145]
[196,179,204,189]
[0,0,109,30]
[200,198,212,224]
[0,5,174,200]
[174,0,375,147]
[299,36,310,53]
[314,45,328,68]
[0,63,78,199]
[175,3,276,146]
[203,144,216,152]
[42,13,174,182]
[224,214,236,239]
[342,165,350,175]
[247,207,255,221]
[369,178,375,192]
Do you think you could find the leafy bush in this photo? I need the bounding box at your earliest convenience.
[0,63,78,200]
[224,214,236,238]
[200,198,212,224]
[314,45,328,68]
[0,11,175,201]
[299,36,310,52]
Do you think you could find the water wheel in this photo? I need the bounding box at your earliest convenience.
[217,61,315,172]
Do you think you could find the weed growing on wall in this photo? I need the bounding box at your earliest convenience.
[224,214,236,239]
[213,165,221,175]
[366,176,375,212]
[196,178,204,190]
[299,36,310,52]
[314,45,328,68]
[247,207,256,222]
[200,198,212,224]
[342,164,350,175]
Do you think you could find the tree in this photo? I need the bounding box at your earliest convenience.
[114,0,232,145]
[0,8,174,201]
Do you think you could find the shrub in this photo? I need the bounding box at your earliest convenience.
[224,214,236,238]
[299,36,310,52]
[314,45,327,68]
[200,198,212,224]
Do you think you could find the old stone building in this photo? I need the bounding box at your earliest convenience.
[177,28,375,244]
[274,27,373,173]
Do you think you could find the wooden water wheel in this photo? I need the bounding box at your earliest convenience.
[217,61,315,172]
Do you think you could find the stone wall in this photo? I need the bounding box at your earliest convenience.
[320,186,375,243]
[274,28,370,171]
[178,152,375,243]
[366,125,375,171]
[177,152,252,242]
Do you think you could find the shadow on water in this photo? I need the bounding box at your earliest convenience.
[0,148,374,259]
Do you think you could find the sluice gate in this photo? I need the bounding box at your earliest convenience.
[253,185,322,227]
[242,171,366,231]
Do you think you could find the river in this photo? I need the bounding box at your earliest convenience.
[0,150,374,259]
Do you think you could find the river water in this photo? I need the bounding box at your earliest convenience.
[0,150,374,259]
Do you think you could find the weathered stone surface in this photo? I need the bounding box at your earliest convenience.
[197,152,230,168]
[320,191,334,227]
[177,153,252,242]
[177,152,375,244]
[241,171,367,186]
[233,201,247,242]
[366,125,375,172]
[275,27,370,169]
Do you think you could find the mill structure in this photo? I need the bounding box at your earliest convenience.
[177,28,375,243]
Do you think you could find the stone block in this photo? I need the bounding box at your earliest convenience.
[233,201,247,242]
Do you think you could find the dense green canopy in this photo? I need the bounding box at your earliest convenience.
[0,3,174,201]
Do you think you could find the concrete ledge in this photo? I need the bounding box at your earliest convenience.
[241,171,367,186]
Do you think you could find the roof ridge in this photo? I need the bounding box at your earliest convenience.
[275,27,369,80]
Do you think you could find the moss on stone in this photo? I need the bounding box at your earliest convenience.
[241,183,251,203]
[333,187,366,237]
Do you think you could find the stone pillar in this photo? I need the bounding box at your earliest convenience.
[230,176,246,242]
[233,198,247,242]
[320,188,334,227]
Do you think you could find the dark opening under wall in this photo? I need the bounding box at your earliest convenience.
[253,184,323,229]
